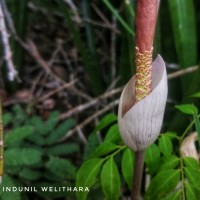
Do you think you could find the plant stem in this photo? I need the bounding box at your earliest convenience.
[131,150,145,200]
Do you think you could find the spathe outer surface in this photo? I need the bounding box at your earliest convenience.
[118,55,168,151]
[180,132,199,161]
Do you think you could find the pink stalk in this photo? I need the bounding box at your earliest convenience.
[132,1,158,200]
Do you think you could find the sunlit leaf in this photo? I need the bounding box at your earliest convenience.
[185,183,199,200]
[158,135,173,156]
[190,92,200,98]
[5,148,42,166]
[121,148,134,190]
[175,104,197,115]
[104,124,121,143]
[183,157,199,169]
[93,114,117,132]
[184,167,200,189]
[161,132,179,140]
[101,157,121,200]
[160,190,181,200]
[145,144,160,174]
[5,126,33,146]
[92,142,120,158]
[76,158,104,200]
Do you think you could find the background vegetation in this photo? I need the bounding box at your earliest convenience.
[1,0,200,199]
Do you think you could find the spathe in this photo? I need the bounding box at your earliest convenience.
[118,55,168,151]
[180,132,199,161]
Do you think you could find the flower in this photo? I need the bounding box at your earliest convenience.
[118,55,168,151]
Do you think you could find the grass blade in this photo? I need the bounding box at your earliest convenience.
[102,0,134,36]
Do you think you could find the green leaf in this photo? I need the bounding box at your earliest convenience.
[28,112,59,136]
[76,158,104,200]
[190,92,200,98]
[92,142,120,158]
[0,175,21,200]
[102,0,134,36]
[161,132,180,140]
[5,126,33,146]
[93,114,117,133]
[175,104,198,115]
[168,0,197,92]
[104,124,121,143]
[46,143,79,156]
[27,134,46,146]
[158,135,173,156]
[43,111,60,133]
[168,0,197,68]
[3,113,13,126]
[160,190,181,200]
[45,118,75,144]
[185,183,199,200]
[12,105,26,125]
[19,168,42,181]
[158,155,180,172]
[184,167,200,189]
[121,148,134,190]
[5,148,42,166]
[29,116,46,135]
[45,156,76,180]
[101,157,121,200]
[183,157,199,169]
[145,169,180,199]
[145,144,160,174]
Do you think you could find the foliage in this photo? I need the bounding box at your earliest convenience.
[76,100,200,199]
[1,105,78,200]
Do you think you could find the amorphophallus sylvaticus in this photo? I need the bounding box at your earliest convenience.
[118,0,168,199]
[118,55,167,151]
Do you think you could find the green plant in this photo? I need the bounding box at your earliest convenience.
[0,105,78,200]
[76,105,200,199]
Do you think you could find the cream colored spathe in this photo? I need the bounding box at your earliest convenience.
[118,55,168,151]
